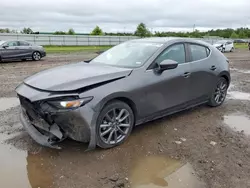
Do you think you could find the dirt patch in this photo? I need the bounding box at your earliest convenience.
[0,50,250,188]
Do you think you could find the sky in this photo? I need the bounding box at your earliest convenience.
[1,0,250,33]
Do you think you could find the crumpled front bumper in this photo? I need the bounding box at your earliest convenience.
[20,108,64,149]
[16,83,98,150]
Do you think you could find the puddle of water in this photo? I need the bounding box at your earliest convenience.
[227,91,250,101]
[129,156,204,188]
[224,113,250,135]
[231,68,250,74]
[0,97,19,112]
[0,133,53,188]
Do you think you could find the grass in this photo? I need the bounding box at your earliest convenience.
[44,45,112,53]
[44,43,249,53]
[234,43,249,49]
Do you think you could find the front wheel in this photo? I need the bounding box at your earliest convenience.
[96,100,134,149]
[32,51,41,61]
[230,47,234,52]
[208,77,228,107]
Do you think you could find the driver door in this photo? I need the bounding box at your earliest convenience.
[139,43,191,118]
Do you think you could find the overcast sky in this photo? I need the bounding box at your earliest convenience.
[1,0,250,33]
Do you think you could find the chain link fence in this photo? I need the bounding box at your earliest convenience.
[0,33,249,46]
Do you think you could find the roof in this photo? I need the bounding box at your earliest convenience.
[130,37,211,46]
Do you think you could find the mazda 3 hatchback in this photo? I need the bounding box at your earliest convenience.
[16,38,230,150]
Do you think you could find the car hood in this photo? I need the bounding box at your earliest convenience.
[23,62,132,92]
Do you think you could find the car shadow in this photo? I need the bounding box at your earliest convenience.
[1,59,45,64]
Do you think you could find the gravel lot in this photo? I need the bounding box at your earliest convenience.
[1,49,250,188]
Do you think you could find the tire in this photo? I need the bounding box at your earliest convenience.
[96,100,134,149]
[32,51,41,61]
[230,47,234,52]
[222,48,225,53]
[208,77,228,107]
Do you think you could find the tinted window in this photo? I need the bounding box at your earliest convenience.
[6,41,18,46]
[190,44,208,61]
[19,41,30,46]
[155,44,186,64]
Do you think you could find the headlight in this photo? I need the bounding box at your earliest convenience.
[48,97,93,109]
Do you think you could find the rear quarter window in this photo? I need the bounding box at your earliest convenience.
[19,41,30,46]
[190,44,209,61]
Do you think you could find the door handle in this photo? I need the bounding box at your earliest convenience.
[210,65,217,71]
[183,72,191,78]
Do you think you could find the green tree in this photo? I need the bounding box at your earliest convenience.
[90,26,103,35]
[230,31,239,38]
[21,27,33,34]
[68,28,75,35]
[0,28,10,33]
[134,23,151,37]
[238,30,246,38]
[54,31,66,35]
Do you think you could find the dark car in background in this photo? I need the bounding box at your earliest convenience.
[0,40,46,62]
[233,39,247,43]
[16,38,230,150]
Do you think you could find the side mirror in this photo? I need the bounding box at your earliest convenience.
[156,59,178,73]
[2,45,8,48]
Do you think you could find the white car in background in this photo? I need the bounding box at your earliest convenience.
[213,40,234,53]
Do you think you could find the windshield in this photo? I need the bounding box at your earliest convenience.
[91,42,162,68]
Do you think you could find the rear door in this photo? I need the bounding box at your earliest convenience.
[0,41,20,59]
[18,41,33,58]
[187,43,218,103]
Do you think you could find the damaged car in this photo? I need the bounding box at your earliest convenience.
[16,38,230,150]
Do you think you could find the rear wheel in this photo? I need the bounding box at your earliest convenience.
[208,77,228,107]
[96,100,134,149]
[32,51,41,61]
[230,47,234,52]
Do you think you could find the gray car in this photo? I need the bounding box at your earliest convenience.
[0,40,46,62]
[15,38,230,150]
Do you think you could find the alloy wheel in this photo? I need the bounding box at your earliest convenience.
[99,108,132,145]
[33,52,41,61]
[214,80,228,104]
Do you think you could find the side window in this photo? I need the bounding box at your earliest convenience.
[190,44,208,61]
[155,44,186,64]
[6,41,18,47]
[19,41,30,46]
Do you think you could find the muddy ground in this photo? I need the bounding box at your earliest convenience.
[1,49,250,188]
